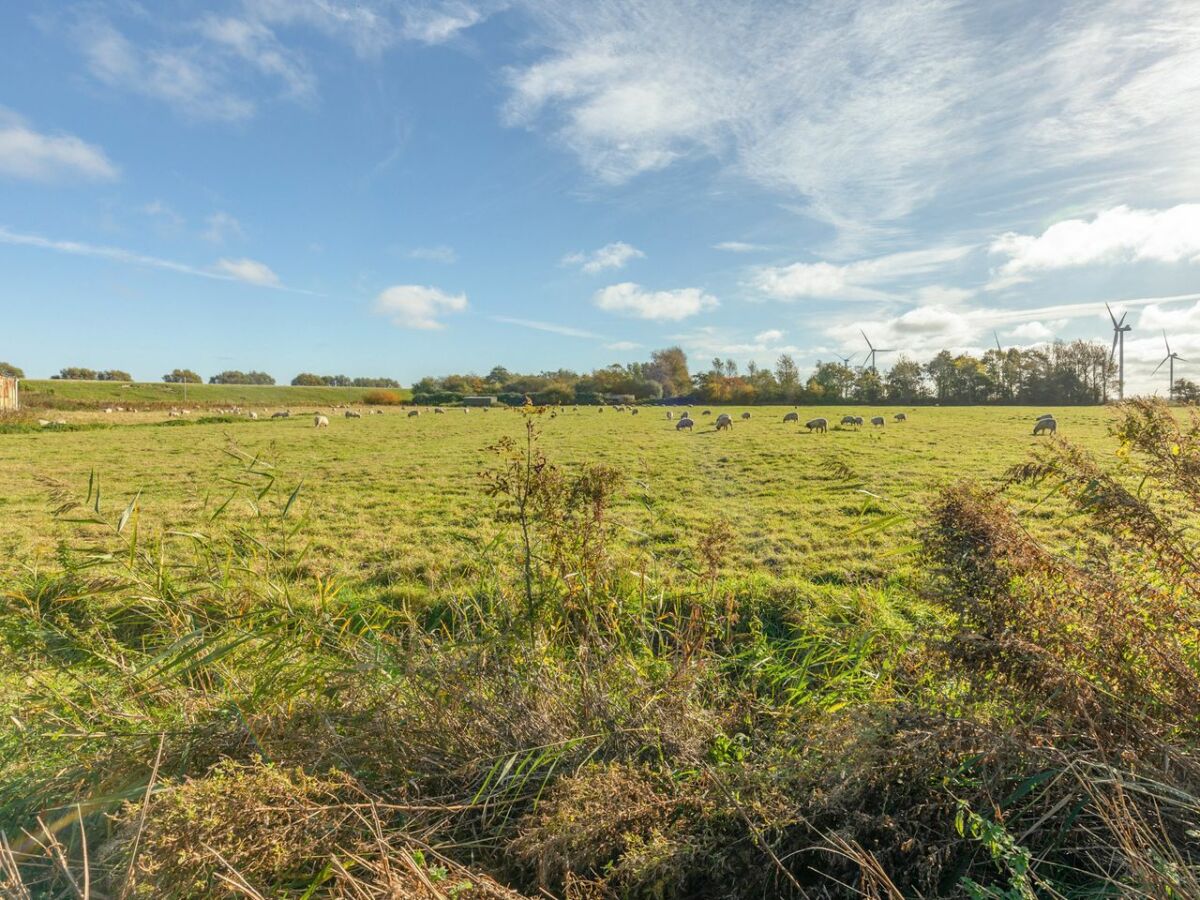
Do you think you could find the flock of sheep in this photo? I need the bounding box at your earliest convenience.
[665,408,908,433]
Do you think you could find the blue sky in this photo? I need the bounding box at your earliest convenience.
[2,0,1199,392]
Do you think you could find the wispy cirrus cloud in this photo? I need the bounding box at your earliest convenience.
[0,109,117,182]
[490,315,601,338]
[505,0,1200,236]
[562,241,644,273]
[0,226,310,293]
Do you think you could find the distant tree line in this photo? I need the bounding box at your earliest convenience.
[416,341,1127,406]
[291,373,401,388]
[210,370,277,385]
[52,368,132,381]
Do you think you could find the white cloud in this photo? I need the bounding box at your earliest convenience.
[375,284,468,329]
[990,204,1200,288]
[242,0,487,55]
[672,324,799,360]
[754,246,973,301]
[76,19,256,121]
[562,241,645,273]
[197,16,316,100]
[1007,320,1068,341]
[504,1,1200,232]
[754,329,784,343]
[203,211,245,244]
[408,244,457,263]
[214,257,280,286]
[593,282,717,320]
[714,241,765,253]
[0,109,117,182]
[605,340,640,350]
[490,315,600,338]
[0,226,311,293]
[915,285,974,306]
[142,200,184,229]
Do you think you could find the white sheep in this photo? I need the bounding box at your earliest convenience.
[806,417,828,433]
[408,410,420,418]
[434,407,446,414]
[894,413,907,422]
[715,413,733,430]
[741,412,751,420]
[783,412,799,423]
[871,416,885,427]
[840,415,856,426]
[314,414,329,428]
[249,411,258,419]
[631,408,639,415]
[666,411,673,420]
[1033,417,1057,435]
[853,416,864,427]
[345,410,362,418]
[676,416,694,431]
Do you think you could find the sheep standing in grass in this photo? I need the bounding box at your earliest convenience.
[871,416,885,427]
[631,408,639,415]
[408,410,420,418]
[702,410,712,416]
[806,417,828,433]
[840,415,856,426]
[345,410,362,418]
[314,414,329,428]
[783,411,799,423]
[715,413,733,430]
[271,411,289,419]
[676,416,694,431]
[249,411,258,419]
[434,407,446,414]
[894,413,907,422]
[853,416,864,427]
[666,411,673,420]
[1033,417,1057,435]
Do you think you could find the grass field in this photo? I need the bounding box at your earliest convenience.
[16,378,409,410]
[4,402,1199,897]
[0,405,1111,581]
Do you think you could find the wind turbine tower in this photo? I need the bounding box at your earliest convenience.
[1153,330,1185,401]
[1107,304,1132,401]
[860,330,895,374]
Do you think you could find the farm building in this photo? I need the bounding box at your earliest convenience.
[0,376,17,412]
[463,395,498,407]
[605,394,637,405]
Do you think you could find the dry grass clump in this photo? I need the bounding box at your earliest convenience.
[103,760,532,899]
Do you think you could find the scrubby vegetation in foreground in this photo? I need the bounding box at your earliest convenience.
[2,401,1199,897]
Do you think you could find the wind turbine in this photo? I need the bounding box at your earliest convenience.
[860,330,895,373]
[837,352,858,368]
[1107,303,1132,401]
[1152,330,1185,401]
[992,330,1008,399]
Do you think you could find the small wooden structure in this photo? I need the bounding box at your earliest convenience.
[463,395,498,407]
[0,377,17,412]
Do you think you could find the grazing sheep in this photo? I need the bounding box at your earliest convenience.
[1033,417,1057,436]
[1037,413,1055,422]
[840,415,856,426]
[741,412,751,420]
[666,411,673,420]
[407,410,420,418]
[702,410,712,416]
[853,416,864,427]
[805,417,828,433]
[314,414,329,428]
[345,410,362,418]
[248,411,258,419]
[463,408,470,414]
[715,413,733,430]
[434,407,446,414]
[871,416,885,427]
[676,416,694,431]
[631,408,639,415]
[783,412,799,423]
[37,419,50,427]
[894,413,907,422]
[181,409,191,415]
[104,408,114,414]
[271,411,289,419]
[53,418,67,426]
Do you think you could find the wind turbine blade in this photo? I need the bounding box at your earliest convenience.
[993,330,1002,353]
[1118,311,1128,327]
[1164,329,1172,355]
[1106,302,1118,327]
[1177,356,1188,363]
[1152,357,1168,375]
[860,329,873,350]
[1110,332,1119,362]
